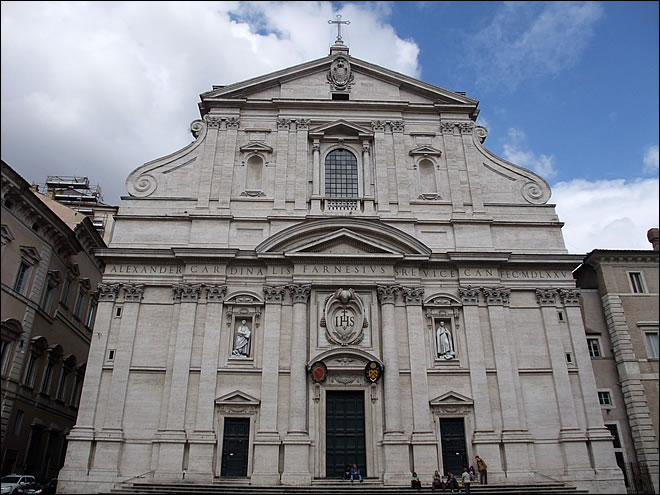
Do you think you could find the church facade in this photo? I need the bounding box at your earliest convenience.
[58,40,626,493]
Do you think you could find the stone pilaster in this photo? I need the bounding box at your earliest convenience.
[218,117,239,208]
[536,288,592,479]
[155,283,201,480]
[372,121,390,212]
[459,122,485,213]
[274,118,290,210]
[402,287,438,478]
[391,121,410,211]
[458,286,503,480]
[377,285,409,485]
[90,284,144,479]
[59,283,120,488]
[252,285,286,485]
[440,122,465,213]
[187,285,227,481]
[362,140,373,197]
[482,286,533,482]
[294,120,309,210]
[281,284,311,485]
[197,115,221,208]
[562,290,630,489]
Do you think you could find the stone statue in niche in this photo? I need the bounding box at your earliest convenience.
[232,319,251,357]
[436,320,455,360]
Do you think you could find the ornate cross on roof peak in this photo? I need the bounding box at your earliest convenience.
[328,14,350,43]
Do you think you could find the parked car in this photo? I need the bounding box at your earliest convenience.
[0,475,35,495]
[15,478,56,495]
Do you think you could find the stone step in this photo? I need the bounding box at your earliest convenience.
[105,480,588,495]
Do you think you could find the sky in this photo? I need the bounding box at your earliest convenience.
[1,1,658,254]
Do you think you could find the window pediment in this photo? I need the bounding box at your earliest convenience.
[239,142,273,154]
[309,120,373,139]
[409,145,443,157]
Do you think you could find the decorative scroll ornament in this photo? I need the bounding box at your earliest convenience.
[321,288,367,346]
[327,56,354,91]
[521,181,549,205]
[364,361,383,383]
[311,361,328,383]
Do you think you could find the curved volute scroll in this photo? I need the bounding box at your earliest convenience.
[125,118,208,198]
[468,124,552,205]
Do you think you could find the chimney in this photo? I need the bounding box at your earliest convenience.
[647,228,659,251]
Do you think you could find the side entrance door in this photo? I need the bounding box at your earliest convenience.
[325,390,366,478]
[220,417,250,477]
[440,417,467,476]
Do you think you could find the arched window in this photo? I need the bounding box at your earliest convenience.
[325,149,358,197]
[246,155,264,191]
[419,159,437,195]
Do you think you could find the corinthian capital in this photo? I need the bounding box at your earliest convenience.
[263,285,286,303]
[481,287,510,305]
[205,285,227,302]
[172,283,202,302]
[377,285,399,305]
[123,283,145,302]
[458,286,479,305]
[558,288,581,306]
[97,283,121,302]
[288,284,311,303]
[401,287,424,305]
[535,288,558,306]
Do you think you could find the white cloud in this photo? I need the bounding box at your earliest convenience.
[465,2,603,90]
[502,128,557,178]
[643,144,659,174]
[551,178,659,253]
[0,1,420,204]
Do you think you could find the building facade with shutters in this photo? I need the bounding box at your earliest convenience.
[58,40,626,493]
[575,236,659,493]
[1,160,105,479]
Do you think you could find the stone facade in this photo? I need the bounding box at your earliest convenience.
[1,160,105,478]
[58,42,625,493]
[575,244,659,493]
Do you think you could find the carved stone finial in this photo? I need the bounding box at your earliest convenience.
[263,285,286,303]
[558,288,581,306]
[377,285,399,305]
[535,288,558,306]
[288,284,311,304]
[458,286,479,305]
[97,283,121,302]
[481,287,511,306]
[123,283,145,302]
[402,287,424,305]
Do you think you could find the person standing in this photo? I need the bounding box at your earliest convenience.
[475,455,488,485]
[461,467,471,495]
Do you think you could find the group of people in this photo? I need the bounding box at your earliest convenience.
[343,463,363,482]
[411,455,488,493]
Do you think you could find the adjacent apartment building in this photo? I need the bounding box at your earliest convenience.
[1,160,106,479]
[575,228,659,493]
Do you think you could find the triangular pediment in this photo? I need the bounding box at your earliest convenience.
[215,390,260,406]
[309,120,373,138]
[239,142,273,153]
[429,391,474,406]
[288,229,402,258]
[409,145,443,157]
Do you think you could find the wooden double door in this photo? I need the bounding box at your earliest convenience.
[325,390,366,479]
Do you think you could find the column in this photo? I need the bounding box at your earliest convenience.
[59,283,121,488]
[273,118,290,210]
[392,121,411,212]
[482,287,533,482]
[252,286,286,485]
[402,287,438,479]
[562,290,629,487]
[281,284,311,485]
[536,289,593,478]
[377,286,409,485]
[197,115,222,208]
[458,287,503,481]
[155,283,201,480]
[187,285,227,481]
[218,117,239,208]
[294,120,309,210]
[372,121,390,212]
[90,284,145,479]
